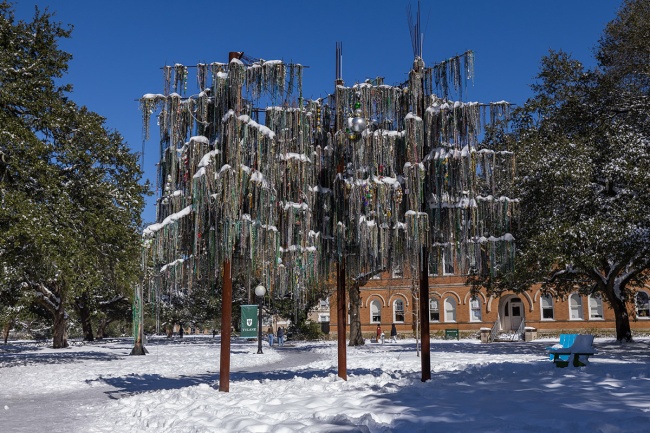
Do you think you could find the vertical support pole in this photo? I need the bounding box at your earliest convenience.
[219,259,232,392]
[337,258,347,380]
[420,247,431,381]
[257,295,263,354]
[417,50,431,381]
[130,281,146,355]
[334,44,347,381]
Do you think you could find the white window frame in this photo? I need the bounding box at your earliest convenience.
[370,300,382,324]
[429,298,440,322]
[636,291,650,319]
[444,297,456,323]
[469,297,482,322]
[540,295,554,320]
[588,295,604,320]
[569,293,584,320]
[393,299,405,323]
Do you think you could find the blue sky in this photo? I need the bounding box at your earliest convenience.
[13,0,621,225]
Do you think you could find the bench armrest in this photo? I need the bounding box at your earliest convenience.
[550,348,596,355]
[545,344,563,350]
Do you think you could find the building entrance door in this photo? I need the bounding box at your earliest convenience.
[502,297,523,331]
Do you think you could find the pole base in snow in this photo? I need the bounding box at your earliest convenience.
[130,343,148,355]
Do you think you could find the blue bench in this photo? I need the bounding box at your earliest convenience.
[546,333,577,361]
[546,334,596,367]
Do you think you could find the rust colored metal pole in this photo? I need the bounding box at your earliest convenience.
[334,42,347,381]
[418,58,431,381]
[228,51,243,62]
[420,247,431,381]
[337,258,347,380]
[219,259,232,392]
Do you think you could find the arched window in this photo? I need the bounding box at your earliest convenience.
[636,292,650,318]
[429,299,440,322]
[569,293,583,320]
[393,299,405,323]
[588,295,603,320]
[444,297,456,322]
[469,297,482,322]
[370,300,381,323]
[540,295,554,320]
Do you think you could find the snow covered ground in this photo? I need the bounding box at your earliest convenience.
[1,335,649,433]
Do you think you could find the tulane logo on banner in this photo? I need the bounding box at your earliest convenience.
[240,305,258,338]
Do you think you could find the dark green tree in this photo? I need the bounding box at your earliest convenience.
[474,0,650,341]
[0,2,148,347]
[63,107,148,342]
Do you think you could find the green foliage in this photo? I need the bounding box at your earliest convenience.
[151,279,221,334]
[597,0,650,93]
[290,320,323,341]
[0,1,149,342]
[473,0,650,340]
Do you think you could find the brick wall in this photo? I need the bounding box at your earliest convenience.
[327,273,650,337]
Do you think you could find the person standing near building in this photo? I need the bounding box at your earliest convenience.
[376,324,382,343]
[390,323,397,343]
[267,326,274,347]
[277,326,285,346]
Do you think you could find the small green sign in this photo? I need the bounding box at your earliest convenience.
[240,305,258,338]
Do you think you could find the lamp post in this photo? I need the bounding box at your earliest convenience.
[255,285,266,354]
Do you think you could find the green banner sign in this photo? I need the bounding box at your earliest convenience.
[240,305,258,338]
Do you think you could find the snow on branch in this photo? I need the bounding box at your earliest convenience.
[143,206,192,238]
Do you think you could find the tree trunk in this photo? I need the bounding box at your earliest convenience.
[95,317,110,339]
[32,282,68,349]
[52,304,68,349]
[75,293,94,342]
[347,268,384,347]
[3,319,12,344]
[348,284,365,346]
[610,296,632,342]
[601,283,633,342]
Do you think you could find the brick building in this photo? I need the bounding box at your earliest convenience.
[323,272,650,340]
